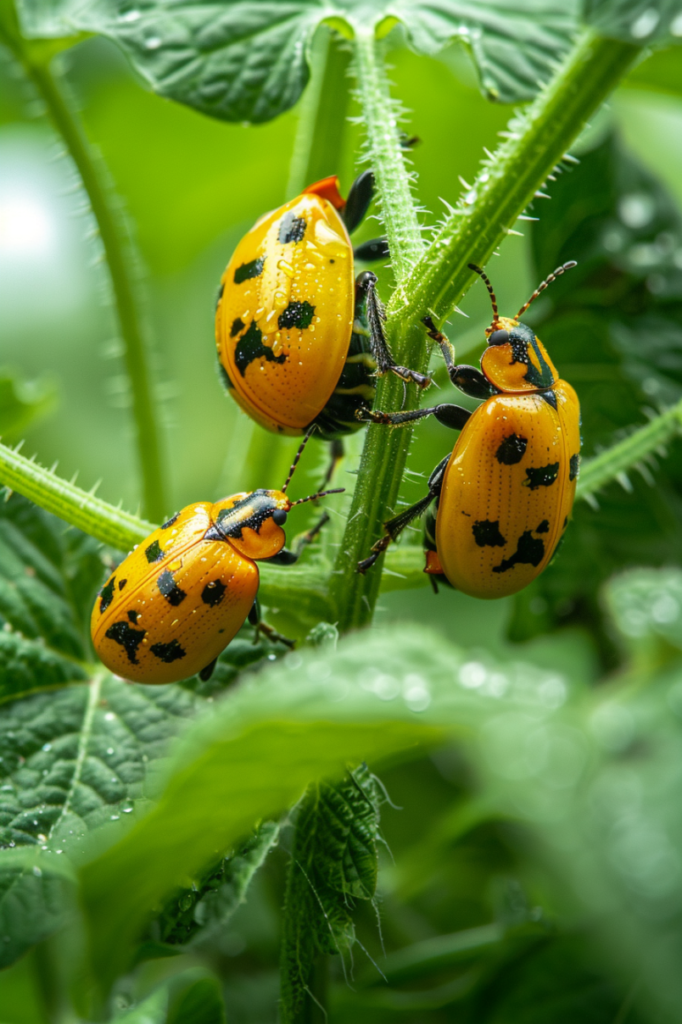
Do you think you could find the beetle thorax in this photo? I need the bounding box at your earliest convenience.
[481,317,558,394]
[209,489,289,560]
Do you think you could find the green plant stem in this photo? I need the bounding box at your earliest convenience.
[576,400,682,501]
[0,440,334,616]
[0,6,167,523]
[330,29,426,629]
[388,29,642,329]
[0,440,154,550]
[332,28,642,631]
[286,27,351,198]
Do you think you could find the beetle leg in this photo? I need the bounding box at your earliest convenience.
[357,403,471,431]
[198,657,217,682]
[359,274,431,389]
[357,456,448,575]
[423,316,497,399]
[354,237,390,262]
[343,170,375,233]
[248,598,295,648]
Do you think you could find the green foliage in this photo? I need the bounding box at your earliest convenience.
[16,0,582,122]
[1,2,682,1021]
[0,371,54,441]
[585,0,682,44]
[147,821,279,952]
[280,766,380,1022]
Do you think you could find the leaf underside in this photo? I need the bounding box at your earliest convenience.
[16,0,582,122]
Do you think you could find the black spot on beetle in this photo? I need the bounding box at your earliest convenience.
[161,512,179,530]
[151,639,186,664]
[509,334,530,365]
[230,317,245,338]
[493,531,545,574]
[472,519,506,547]
[202,579,226,607]
[524,462,559,490]
[330,258,335,264]
[278,301,316,331]
[234,321,286,377]
[157,570,186,606]
[233,256,265,284]
[540,389,558,409]
[127,609,139,624]
[145,540,164,563]
[495,433,527,465]
[563,516,568,529]
[99,576,115,613]
[569,453,580,481]
[278,211,306,244]
[118,578,127,591]
[105,620,146,664]
[536,520,550,534]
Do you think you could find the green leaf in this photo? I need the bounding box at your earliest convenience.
[391,0,581,101]
[147,821,279,950]
[0,372,55,442]
[585,0,682,45]
[603,566,682,655]
[166,973,227,1024]
[625,44,682,96]
[280,765,380,1023]
[489,572,682,1024]
[16,0,581,124]
[76,624,571,1001]
[0,848,76,969]
[113,971,227,1024]
[0,491,100,698]
[0,493,275,969]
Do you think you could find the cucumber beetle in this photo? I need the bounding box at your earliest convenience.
[215,173,430,464]
[358,263,581,600]
[91,432,342,684]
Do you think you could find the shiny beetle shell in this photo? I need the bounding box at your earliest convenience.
[91,491,289,684]
[216,188,355,434]
[432,379,580,599]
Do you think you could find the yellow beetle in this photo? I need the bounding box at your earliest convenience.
[91,434,341,684]
[358,263,581,599]
[215,174,429,446]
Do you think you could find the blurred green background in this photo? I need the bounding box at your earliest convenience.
[2,25,682,1024]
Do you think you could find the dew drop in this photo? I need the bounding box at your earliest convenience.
[630,7,659,37]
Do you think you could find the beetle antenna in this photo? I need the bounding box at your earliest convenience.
[515,261,577,319]
[282,426,317,493]
[291,488,344,506]
[468,263,500,328]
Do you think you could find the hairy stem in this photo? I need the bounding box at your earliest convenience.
[0,440,334,617]
[576,401,682,501]
[0,5,167,523]
[0,440,155,550]
[388,29,641,328]
[332,28,642,630]
[330,29,426,629]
